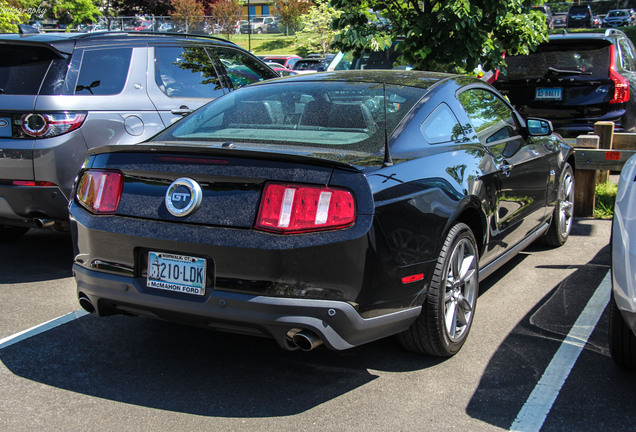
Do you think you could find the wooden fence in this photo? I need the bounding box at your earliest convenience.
[574,121,636,216]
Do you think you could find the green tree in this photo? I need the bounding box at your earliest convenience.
[209,0,241,39]
[297,0,340,55]
[331,0,548,74]
[275,0,312,35]
[171,0,203,32]
[0,0,28,32]
[52,0,102,27]
[109,0,174,16]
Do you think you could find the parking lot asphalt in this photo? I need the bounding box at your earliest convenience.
[0,218,634,431]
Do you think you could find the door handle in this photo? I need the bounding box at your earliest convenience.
[171,105,192,116]
[499,163,512,177]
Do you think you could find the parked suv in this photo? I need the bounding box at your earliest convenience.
[0,32,277,240]
[567,4,593,28]
[491,29,636,137]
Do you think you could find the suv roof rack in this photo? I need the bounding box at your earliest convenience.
[73,30,232,45]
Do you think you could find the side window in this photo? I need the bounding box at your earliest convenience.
[457,88,519,144]
[214,48,276,89]
[154,46,225,98]
[419,103,461,144]
[75,48,132,95]
[618,39,635,71]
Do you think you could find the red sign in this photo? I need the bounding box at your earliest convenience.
[605,151,621,161]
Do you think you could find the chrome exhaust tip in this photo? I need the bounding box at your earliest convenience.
[78,295,96,314]
[291,330,323,351]
[34,218,55,228]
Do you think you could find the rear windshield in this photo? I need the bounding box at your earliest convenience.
[504,42,610,79]
[569,6,590,15]
[293,60,323,70]
[155,81,426,158]
[0,45,60,95]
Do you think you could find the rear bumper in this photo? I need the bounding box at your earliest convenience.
[0,184,70,226]
[73,264,421,350]
[526,109,627,138]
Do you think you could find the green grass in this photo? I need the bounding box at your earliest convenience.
[594,181,618,219]
[223,34,307,55]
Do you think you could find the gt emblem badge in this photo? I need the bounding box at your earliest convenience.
[165,178,202,217]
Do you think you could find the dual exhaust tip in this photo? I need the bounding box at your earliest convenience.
[78,294,324,351]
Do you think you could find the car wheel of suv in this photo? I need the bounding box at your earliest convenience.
[609,290,636,369]
[398,223,479,356]
[0,225,29,242]
[542,162,574,247]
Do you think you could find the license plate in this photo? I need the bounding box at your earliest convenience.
[147,252,206,295]
[536,87,562,101]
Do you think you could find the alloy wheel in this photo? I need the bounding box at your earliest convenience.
[444,238,478,341]
[559,169,574,238]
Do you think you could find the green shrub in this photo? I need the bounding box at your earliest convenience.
[594,181,617,219]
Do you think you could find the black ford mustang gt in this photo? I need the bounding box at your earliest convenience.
[70,70,575,356]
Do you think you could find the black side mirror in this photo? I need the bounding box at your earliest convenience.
[526,118,553,136]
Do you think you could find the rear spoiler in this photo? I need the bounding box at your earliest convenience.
[90,143,368,172]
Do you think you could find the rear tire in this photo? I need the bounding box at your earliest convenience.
[0,225,29,242]
[542,162,574,247]
[609,291,636,369]
[398,223,479,356]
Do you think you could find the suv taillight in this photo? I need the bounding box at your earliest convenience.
[13,112,86,138]
[75,170,124,214]
[609,45,630,104]
[255,183,356,234]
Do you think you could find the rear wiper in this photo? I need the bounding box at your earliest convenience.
[547,66,592,76]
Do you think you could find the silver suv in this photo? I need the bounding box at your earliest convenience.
[0,32,277,240]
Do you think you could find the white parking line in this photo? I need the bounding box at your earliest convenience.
[509,271,611,432]
[0,309,88,350]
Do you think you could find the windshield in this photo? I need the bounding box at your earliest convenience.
[608,10,628,17]
[154,80,426,157]
[504,42,610,79]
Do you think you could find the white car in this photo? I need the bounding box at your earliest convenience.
[610,153,636,368]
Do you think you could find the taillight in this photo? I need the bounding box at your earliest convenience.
[609,45,630,104]
[14,112,86,138]
[75,170,124,214]
[255,183,356,234]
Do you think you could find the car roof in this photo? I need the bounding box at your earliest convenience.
[256,69,461,90]
[548,29,626,42]
[0,31,237,48]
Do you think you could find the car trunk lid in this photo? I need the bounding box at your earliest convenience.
[83,144,374,228]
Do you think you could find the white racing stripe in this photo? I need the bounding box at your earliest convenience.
[510,271,611,432]
[0,309,89,350]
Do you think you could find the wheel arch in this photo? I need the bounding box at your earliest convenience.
[451,199,487,260]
